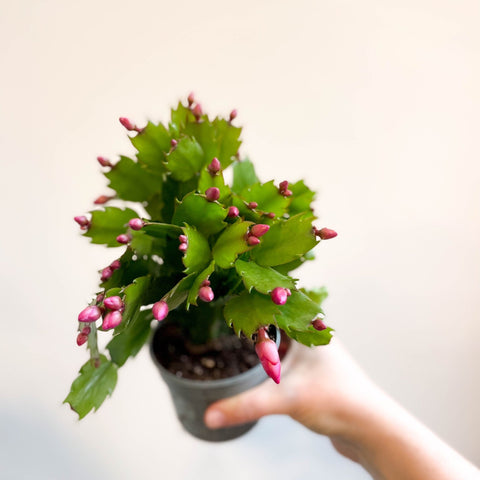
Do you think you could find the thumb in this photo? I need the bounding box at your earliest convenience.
[204,380,290,429]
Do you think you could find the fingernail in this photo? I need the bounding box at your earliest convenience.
[205,410,225,429]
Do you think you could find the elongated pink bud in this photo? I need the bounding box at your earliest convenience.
[96,293,105,304]
[205,187,220,202]
[104,296,124,311]
[170,139,178,147]
[198,286,214,302]
[94,195,113,205]
[102,310,123,330]
[179,234,187,243]
[78,305,102,323]
[227,206,239,218]
[279,180,292,197]
[192,103,203,120]
[247,201,258,210]
[207,157,221,175]
[81,326,91,335]
[152,300,169,321]
[128,218,144,230]
[101,266,113,282]
[255,327,281,384]
[116,233,132,244]
[316,227,337,240]
[74,216,89,227]
[187,92,195,106]
[119,117,143,133]
[229,109,237,122]
[110,259,121,270]
[247,235,261,246]
[271,287,288,305]
[178,243,188,252]
[250,224,270,237]
[97,156,112,167]
[76,332,89,346]
[312,318,327,331]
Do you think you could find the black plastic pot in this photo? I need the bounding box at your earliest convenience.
[150,325,280,442]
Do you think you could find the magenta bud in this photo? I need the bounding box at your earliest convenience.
[227,206,240,218]
[81,326,91,335]
[178,243,188,252]
[192,103,203,120]
[279,180,289,191]
[266,212,275,219]
[94,195,113,205]
[205,187,220,202]
[247,235,261,246]
[102,310,123,330]
[96,293,105,304]
[109,259,121,270]
[97,156,112,167]
[76,332,89,346]
[229,109,237,122]
[251,224,270,237]
[100,266,113,282]
[201,279,211,287]
[119,117,143,133]
[312,318,327,331]
[247,202,258,210]
[179,235,187,243]
[285,288,292,297]
[255,327,281,384]
[128,218,144,231]
[78,305,102,323]
[207,157,221,175]
[198,286,214,303]
[116,233,131,244]
[271,287,288,305]
[74,216,89,228]
[187,92,195,106]
[153,300,169,321]
[103,296,124,311]
[317,228,338,240]
[170,139,178,147]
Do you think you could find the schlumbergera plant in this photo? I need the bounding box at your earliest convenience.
[65,93,337,419]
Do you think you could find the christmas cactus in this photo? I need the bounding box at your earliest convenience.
[65,94,336,419]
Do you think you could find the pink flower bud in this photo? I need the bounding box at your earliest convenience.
[312,318,327,331]
[266,212,275,219]
[255,327,281,384]
[76,332,89,346]
[96,293,105,304]
[104,296,124,311]
[205,187,220,202]
[285,288,292,296]
[116,233,132,244]
[81,326,91,335]
[207,157,221,175]
[178,243,188,252]
[279,180,289,191]
[250,224,270,237]
[192,104,203,120]
[201,278,211,287]
[271,287,288,305]
[198,286,214,303]
[316,228,338,240]
[227,206,239,218]
[128,218,144,231]
[78,305,102,323]
[247,201,258,210]
[229,109,238,122]
[100,266,113,282]
[110,260,121,270]
[247,235,261,246]
[170,139,178,147]
[94,195,113,205]
[153,300,169,321]
[102,310,123,330]
[179,235,188,243]
[187,92,195,106]
[119,117,143,133]
[74,216,90,228]
[283,189,292,197]
[97,156,112,167]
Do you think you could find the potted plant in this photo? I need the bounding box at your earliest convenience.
[65,93,337,441]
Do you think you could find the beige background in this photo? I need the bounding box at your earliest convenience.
[1,1,479,478]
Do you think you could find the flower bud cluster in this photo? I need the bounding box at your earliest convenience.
[246,224,269,247]
[278,180,292,197]
[178,234,188,252]
[198,279,214,303]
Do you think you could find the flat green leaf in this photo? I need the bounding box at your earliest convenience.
[187,261,215,307]
[129,232,166,257]
[172,192,227,237]
[251,213,318,266]
[232,158,258,193]
[181,225,211,274]
[170,102,196,133]
[212,220,253,269]
[130,121,170,170]
[235,259,296,294]
[104,156,162,202]
[84,207,139,247]
[289,180,315,216]
[107,310,153,366]
[165,137,204,181]
[282,325,333,347]
[163,274,196,310]
[273,251,315,275]
[301,287,328,306]
[101,249,152,289]
[143,222,183,239]
[64,355,117,419]
[224,291,280,337]
[239,180,290,217]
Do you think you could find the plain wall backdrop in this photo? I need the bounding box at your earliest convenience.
[1,1,479,479]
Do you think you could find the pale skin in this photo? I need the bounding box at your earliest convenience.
[204,338,480,480]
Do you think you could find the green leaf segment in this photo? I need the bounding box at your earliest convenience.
[68,96,335,419]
